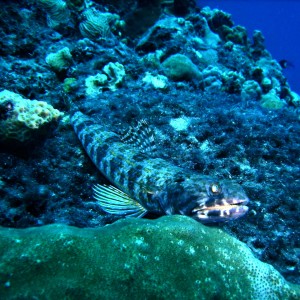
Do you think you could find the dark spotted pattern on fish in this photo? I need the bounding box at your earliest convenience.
[71,110,249,223]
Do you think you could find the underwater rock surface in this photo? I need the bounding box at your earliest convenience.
[0,216,299,300]
[0,0,299,290]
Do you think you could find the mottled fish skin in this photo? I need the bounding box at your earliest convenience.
[71,110,249,223]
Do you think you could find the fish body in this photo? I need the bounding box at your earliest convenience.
[71,110,249,223]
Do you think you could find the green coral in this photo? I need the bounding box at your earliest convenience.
[260,89,286,110]
[63,77,77,93]
[0,216,299,299]
[46,47,73,73]
[162,54,201,81]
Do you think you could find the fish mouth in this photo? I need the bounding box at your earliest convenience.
[192,198,249,223]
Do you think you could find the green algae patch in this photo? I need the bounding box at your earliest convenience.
[0,216,299,299]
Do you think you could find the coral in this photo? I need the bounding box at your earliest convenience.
[79,9,120,40]
[203,8,248,45]
[241,80,262,101]
[140,50,164,68]
[0,216,299,299]
[142,72,169,89]
[218,42,252,73]
[202,8,248,46]
[201,65,223,91]
[222,71,245,94]
[289,91,300,107]
[261,77,272,93]
[45,47,73,73]
[103,62,126,91]
[251,30,266,58]
[37,0,70,29]
[0,90,63,142]
[200,16,221,48]
[85,73,109,95]
[85,62,126,95]
[224,25,248,46]
[260,89,286,110]
[63,77,77,93]
[162,54,201,81]
[205,8,234,32]
[256,57,284,84]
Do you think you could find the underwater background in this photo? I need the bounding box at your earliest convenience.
[0,0,299,299]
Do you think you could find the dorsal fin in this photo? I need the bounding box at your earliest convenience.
[93,184,147,218]
[121,120,157,154]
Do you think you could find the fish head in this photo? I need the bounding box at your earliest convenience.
[151,178,249,223]
[188,180,249,223]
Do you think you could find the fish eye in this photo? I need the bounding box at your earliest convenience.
[210,183,221,194]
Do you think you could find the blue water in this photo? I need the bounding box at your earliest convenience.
[198,0,300,94]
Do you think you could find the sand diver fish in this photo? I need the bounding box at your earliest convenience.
[70,109,249,224]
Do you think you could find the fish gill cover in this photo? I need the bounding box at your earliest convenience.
[0,0,299,298]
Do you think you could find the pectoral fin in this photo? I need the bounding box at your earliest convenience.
[93,184,147,218]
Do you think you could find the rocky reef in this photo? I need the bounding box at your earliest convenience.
[0,0,299,296]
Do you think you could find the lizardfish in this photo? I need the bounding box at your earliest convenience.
[70,109,249,223]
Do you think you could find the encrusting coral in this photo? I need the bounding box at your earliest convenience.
[0,216,299,299]
[0,90,63,142]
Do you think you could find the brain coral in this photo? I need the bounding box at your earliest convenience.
[0,216,299,299]
[162,54,201,81]
[0,90,63,142]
